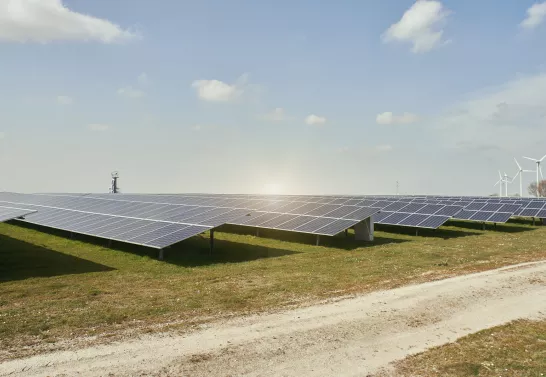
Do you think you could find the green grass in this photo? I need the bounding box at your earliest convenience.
[382,319,546,377]
[0,220,545,360]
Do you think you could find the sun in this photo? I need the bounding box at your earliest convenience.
[262,183,283,195]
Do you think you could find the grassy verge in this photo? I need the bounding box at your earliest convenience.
[1,220,545,360]
[380,319,546,377]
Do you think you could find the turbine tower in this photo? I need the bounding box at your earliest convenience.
[503,172,511,196]
[513,158,534,197]
[523,154,546,197]
[494,171,503,197]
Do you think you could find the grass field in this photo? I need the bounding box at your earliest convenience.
[382,319,546,377]
[1,219,545,360]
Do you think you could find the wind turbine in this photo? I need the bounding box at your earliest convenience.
[503,172,512,196]
[494,171,504,197]
[513,158,534,197]
[523,155,546,197]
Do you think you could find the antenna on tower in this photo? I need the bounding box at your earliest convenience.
[109,171,120,194]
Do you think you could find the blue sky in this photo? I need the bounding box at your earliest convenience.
[0,0,546,196]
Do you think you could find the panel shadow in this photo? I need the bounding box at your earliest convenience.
[0,234,114,283]
[374,224,480,239]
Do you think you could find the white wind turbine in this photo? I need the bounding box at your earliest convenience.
[523,154,546,197]
[503,172,512,196]
[513,158,534,197]
[494,171,504,197]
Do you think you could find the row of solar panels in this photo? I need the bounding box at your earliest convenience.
[82,193,464,230]
[0,192,383,249]
[82,193,539,228]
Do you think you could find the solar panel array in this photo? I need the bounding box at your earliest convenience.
[82,193,381,236]
[0,193,250,249]
[0,205,36,223]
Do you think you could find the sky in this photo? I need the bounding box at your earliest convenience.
[0,0,546,196]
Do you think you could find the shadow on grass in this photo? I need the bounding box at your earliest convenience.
[164,235,303,267]
[6,222,303,267]
[446,219,539,233]
[374,224,480,239]
[0,234,114,283]
[216,224,408,250]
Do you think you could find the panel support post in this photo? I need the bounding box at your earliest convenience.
[210,230,214,255]
[107,240,112,248]
[256,229,260,237]
[532,218,536,226]
[344,229,348,237]
[482,222,486,231]
[353,216,374,241]
[316,235,320,246]
[415,229,419,237]
[158,249,164,261]
[494,223,497,230]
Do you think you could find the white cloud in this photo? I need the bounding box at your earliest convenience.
[192,79,242,102]
[521,2,546,29]
[56,95,73,105]
[375,144,393,152]
[305,114,327,125]
[376,112,420,125]
[263,108,286,122]
[0,0,137,43]
[192,125,203,131]
[117,86,145,98]
[382,0,449,53]
[433,72,546,150]
[88,123,109,132]
[137,72,149,85]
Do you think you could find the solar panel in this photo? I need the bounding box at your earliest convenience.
[0,205,36,223]
[417,215,450,229]
[398,213,429,227]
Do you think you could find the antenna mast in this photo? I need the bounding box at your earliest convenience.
[110,171,120,194]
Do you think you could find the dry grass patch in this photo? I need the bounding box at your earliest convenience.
[380,319,546,377]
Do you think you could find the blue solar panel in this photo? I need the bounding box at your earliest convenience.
[487,212,512,223]
[418,215,450,229]
[397,213,429,227]
[470,211,495,221]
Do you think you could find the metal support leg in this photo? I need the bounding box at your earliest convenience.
[532,218,536,226]
[482,222,486,231]
[158,249,164,261]
[316,235,320,246]
[210,230,214,255]
[107,240,112,248]
[256,229,259,237]
[494,223,497,230]
[415,229,419,236]
[345,229,348,237]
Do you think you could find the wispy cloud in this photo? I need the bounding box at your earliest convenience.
[305,114,327,125]
[521,2,546,29]
[376,112,420,125]
[56,95,73,105]
[382,0,450,53]
[262,108,287,122]
[0,0,137,43]
[117,86,145,98]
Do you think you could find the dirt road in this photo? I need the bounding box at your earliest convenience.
[1,260,545,377]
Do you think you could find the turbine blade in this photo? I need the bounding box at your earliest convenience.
[523,156,536,162]
[541,154,546,162]
[514,158,522,170]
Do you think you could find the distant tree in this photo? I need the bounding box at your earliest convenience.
[527,180,546,197]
